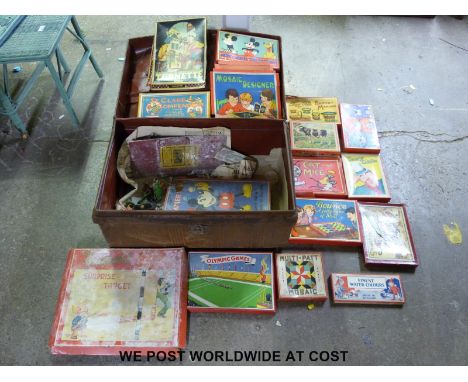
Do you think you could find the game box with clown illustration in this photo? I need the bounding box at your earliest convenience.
[188,251,276,314]
[330,273,405,305]
[275,252,328,302]
[49,248,188,355]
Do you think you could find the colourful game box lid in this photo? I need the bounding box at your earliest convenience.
[275,252,328,302]
[293,157,347,198]
[330,273,405,305]
[341,153,391,202]
[49,248,188,356]
[358,203,419,269]
[340,103,380,153]
[290,198,362,246]
[188,251,276,314]
[286,96,341,124]
[289,121,340,155]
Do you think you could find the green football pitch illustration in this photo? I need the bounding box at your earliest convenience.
[189,277,272,308]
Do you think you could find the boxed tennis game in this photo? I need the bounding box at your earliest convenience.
[275,252,327,302]
[290,198,362,246]
[293,157,347,198]
[330,273,405,305]
[188,251,276,314]
[49,248,188,355]
[359,203,419,269]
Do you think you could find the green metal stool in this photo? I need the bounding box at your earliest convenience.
[0,16,104,138]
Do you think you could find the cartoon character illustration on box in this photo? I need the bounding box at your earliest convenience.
[294,165,306,187]
[334,276,356,299]
[145,98,163,116]
[154,277,171,318]
[239,92,254,112]
[242,37,260,57]
[259,89,278,118]
[381,278,402,301]
[319,170,337,191]
[70,303,89,340]
[263,42,276,59]
[187,96,204,117]
[218,88,244,115]
[223,33,237,52]
[352,163,385,196]
[345,207,359,239]
[187,182,253,211]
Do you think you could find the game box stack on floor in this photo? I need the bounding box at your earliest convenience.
[50,17,420,356]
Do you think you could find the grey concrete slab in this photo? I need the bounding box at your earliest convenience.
[0,15,467,366]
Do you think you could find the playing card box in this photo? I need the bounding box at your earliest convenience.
[188,251,276,314]
[49,248,188,356]
[290,198,362,246]
[275,252,327,302]
[293,157,347,198]
[359,203,419,269]
[330,273,405,305]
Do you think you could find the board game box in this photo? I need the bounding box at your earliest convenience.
[216,30,280,70]
[340,103,380,153]
[211,70,282,119]
[148,18,206,89]
[330,273,405,305]
[137,92,210,118]
[275,252,327,302]
[286,97,341,124]
[163,179,271,211]
[49,248,188,355]
[289,121,340,155]
[188,251,276,314]
[290,198,362,246]
[341,153,391,202]
[359,203,419,269]
[293,157,347,198]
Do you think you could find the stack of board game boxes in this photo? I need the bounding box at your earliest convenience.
[286,96,418,304]
[49,18,419,357]
[138,17,283,120]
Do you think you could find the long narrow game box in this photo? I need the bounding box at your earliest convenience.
[188,251,276,314]
[330,273,405,305]
[49,248,188,356]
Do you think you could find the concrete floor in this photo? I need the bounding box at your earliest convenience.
[0,16,467,366]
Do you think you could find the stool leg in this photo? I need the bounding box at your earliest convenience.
[70,16,104,79]
[0,90,28,136]
[57,47,71,74]
[45,59,79,126]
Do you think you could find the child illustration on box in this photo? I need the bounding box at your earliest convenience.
[259,89,277,118]
[352,163,385,196]
[345,207,359,239]
[70,303,89,340]
[334,276,355,299]
[381,278,402,301]
[218,89,244,115]
[239,92,254,112]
